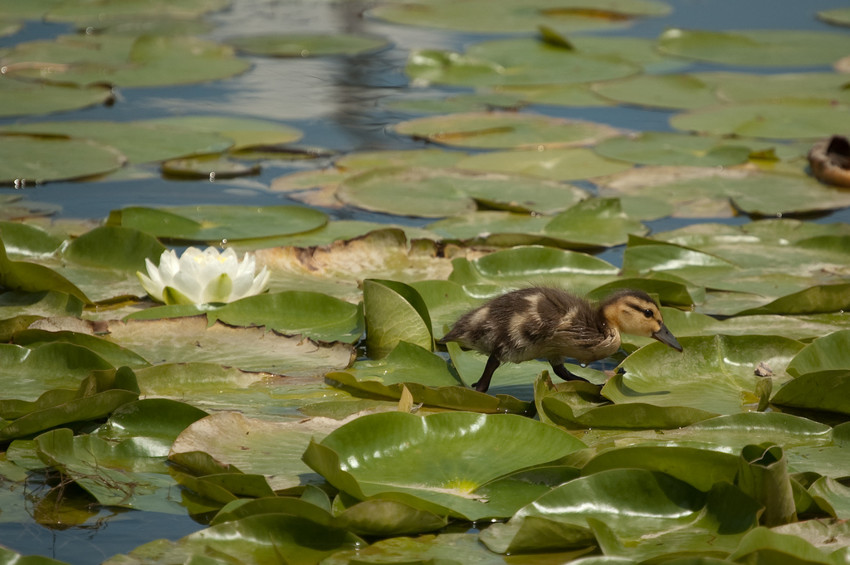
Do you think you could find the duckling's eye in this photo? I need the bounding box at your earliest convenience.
[642,309,653,319]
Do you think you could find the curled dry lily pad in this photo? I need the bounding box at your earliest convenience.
[0,134,124,185]
[107,204,327,242]
[170,411,347,492]
[603,335,805,415]
[657,28,850,68]
[393,112,620,149]
[229,33,389,57]
[302,411,586,520]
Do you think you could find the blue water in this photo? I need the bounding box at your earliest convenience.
[1,0,849,562]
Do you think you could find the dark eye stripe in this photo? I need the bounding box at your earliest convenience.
[626,302,655,318]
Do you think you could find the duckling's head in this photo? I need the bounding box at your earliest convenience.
[600,289,683,352]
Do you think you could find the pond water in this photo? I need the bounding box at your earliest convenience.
[1,0,849,563]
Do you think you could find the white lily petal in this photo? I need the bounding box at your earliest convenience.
[136,271,163,302]
[204,273,234,303]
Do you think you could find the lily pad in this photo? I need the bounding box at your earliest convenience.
[407,38,638,87]
[107,205,327,242]
[229,33,389,57]
[393,112,619,149]
[0,78,114,118]
[363,279,433,358]
[658,28,850,67]
[603,335,805,414]
[161,156,260,179]
[143,115,303,151]
[102,318,354,377]
[372,0,670,34]
[1,120,232,164]
[787,330,850,377]
[480,469,758,555]
[458,147,633,181]
[594,132,752,167]
[0,134,125,185]
[302,411,586,520]
[672,100,850,140]
[2,34,250,88]
[44,0,231,22]
[593,73,720,110]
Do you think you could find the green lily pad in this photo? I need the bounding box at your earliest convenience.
[457,147,633,181]
[0,78,114,118]
[818,8,850,27]
[363,279,433,358]
[593,73,720,110]
[44,0,230,22]
[323,533,530,565]
[142,116,303,151]
[229,33,388,57]
[671,100,850,140]
[64,225,166,272]
[302,411,586,520]
[393,112,619,149]
[657,28,850,67]
[809,477,850,519]
[602,167,850,218]
[3,34,250,88]
[603,335,805,414]
[480,469,758,555]
[128,291,363,344]
[107,204,327,242]
[407,38,638,87]
[449,245,619,298]
[787,330,850,376]
[594,132,753,167]
[703,71,850,105]
[327,341,529,413]
[108,513,363,565]
[544,197,647,246]
[1,120,232,164]
[372,0,670,33]
[0,134,124,185]
[384,92,528,114]
[492,83,609,107]
[102,317,354,376]
[728,527,844,565]
[11,329,150,369]
[161,156,260,179]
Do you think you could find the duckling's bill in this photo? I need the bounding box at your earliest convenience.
[652,323,683,352]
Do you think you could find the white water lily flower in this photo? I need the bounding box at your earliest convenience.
[137,247,270,305]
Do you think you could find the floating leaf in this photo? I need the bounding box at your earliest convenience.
[657,28,850,67]
[0,77,114,118]
[302,411,586,520]
[480,469,758,555]
[229,33,388,57]
[671,100,850,140]
[457,147,633,181]
[0,134,124,185]
[393,112,619,149]
[107,205,327,242]
[544,197,647,247]
[102,318,354,377]
[363,279,433,358]
[161,156,260,179]
[787,330,850,376]
[594,132,752,167]
[142,115,303,151]
[3,34,250,88]
[1,120,231,164]
[64,225,165,272]
[603,335,805,414]
[372,0,670,34]
[593,73,719,110]
[407,39,637,87]
[0,236,89,303]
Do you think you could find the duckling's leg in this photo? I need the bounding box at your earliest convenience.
[550,362,582,382]
[473,355,501,393]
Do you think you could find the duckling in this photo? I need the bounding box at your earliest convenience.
[440,287,683,393]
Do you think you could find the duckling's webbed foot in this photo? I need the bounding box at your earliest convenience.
[551,362,583,382]
[473,355,501,393]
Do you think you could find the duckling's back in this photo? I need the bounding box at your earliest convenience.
[441,287,613,364]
